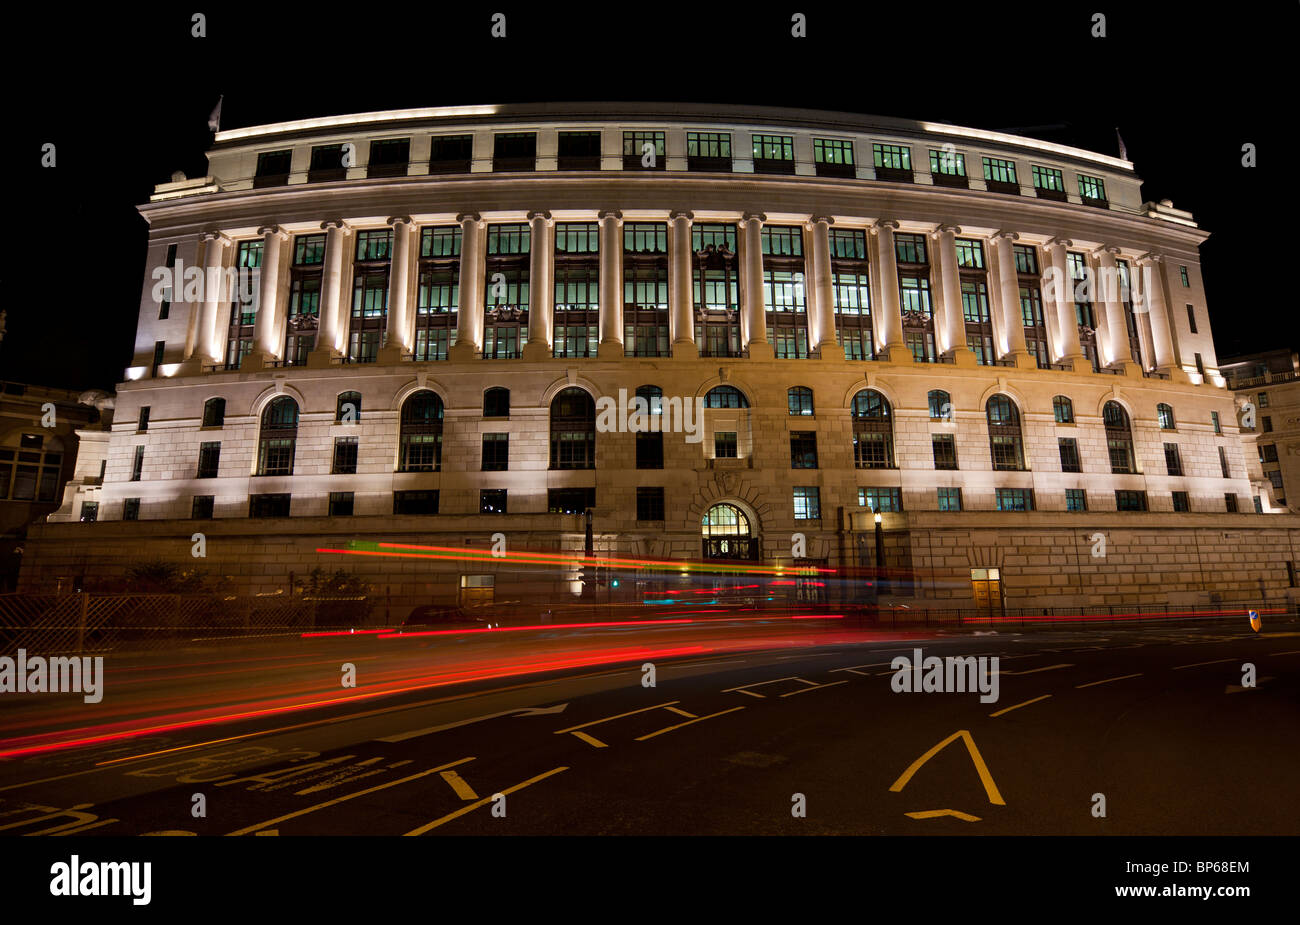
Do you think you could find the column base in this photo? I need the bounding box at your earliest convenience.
[306,347,341,369]
[948,347,979,368]
[1059,353,1088,372]
[1004,350,1036,370]
[376,345,406,365]
[175,356,207,377]
[522,342,552,361]
[746,341,776,360]
[1159,365,1192,384]
[598,341,625,360]
[241,351,272,372]
[1116,360,1142,379]
[671,341,699,360]
[879,344,914,364]
[448,342,479,362]
[816,343,844,361]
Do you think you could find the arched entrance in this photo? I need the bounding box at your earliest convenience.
[701,502,757,561]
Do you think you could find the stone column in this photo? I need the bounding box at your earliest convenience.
[449,212,483,360]
[308,220,350,367]
[195,232,230,367]
[991,231,1032,367]
[872,219,909,362]
[1094,246,1135,373]
[1043,237,1083,365]
[740,212,773,359]
[933,224,972,362]
[522,210,554,361]
[669,210,698,358]
[597,210,624,359]
[379,216,413,363]
[248,224,288,369]
[1137,253,1181,376]
[809,215,842,360]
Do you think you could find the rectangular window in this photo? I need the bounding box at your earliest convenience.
[1172,491,1190,512]
[493,132,536,172]
[872,142,912,173]
[1258,391,1269,408]
[1179,265,1190,287]
[995,488,1035,512]
[158,298,169,320]
[366,138,410,178]
[1211,411,1221,434]
[1195,353,1205,376]
[548,487,595,515]
[191,495,214,520]
[813,138,855,177]
[480,489,508,514]
[1058,438,1081,473]
[862,487,903,512]
[937,487,962,511]
[332,437,359,474]
[1031,165,1066,197]
[1065,488,1087,512]
[752,134,795,174]
[254,149,292,187]
[714,431,738,459]
[138,406,150,432]
[793,486,821,520]
[929,148,966,176]
[1013,244,1038,275]
[1186,304,1198,334]
[482,433,509,471]
[637,487,666,522]
[1263,416,1273,433]
[954,239,984,269]
[1219,446,1231,478]
[1164,443,1184,477]
[623,131,665,170]
[1260,444,1279,464]
[329,491,354,516]
[1225,493,1239,513]
[79,501,98,522]
[122,497,140,521]
[556,131,602,170]
[790,432,818,469]
[131,445,144,481]
[152,341,166,374]
[982,156,1018,189]
[1077,173,1107,204]
[1116,490,1148,512]
[636,432,664,469]
[196,441,221,478]
[429,134,473,174]
[250,493,291,518]
[308,144,347,182]
[932,434,958,470]
[394,490,439,515]
[686,132,732,171]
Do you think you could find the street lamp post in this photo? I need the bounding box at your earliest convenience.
[874,512,887,598]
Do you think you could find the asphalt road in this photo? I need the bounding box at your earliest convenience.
[1,616,1297,836]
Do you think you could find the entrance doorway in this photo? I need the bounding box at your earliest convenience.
[970,567,1003,618]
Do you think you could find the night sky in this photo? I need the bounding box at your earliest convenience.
[3,4,1294,391]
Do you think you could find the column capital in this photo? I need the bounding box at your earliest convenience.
[992,230,1020,243]
[1044,236,1073,250]
[257,224,289,240]
[740,211,767,225]
[1136,252,1163,265]
[386,215,414,227]
[872,218,900,233]
[809,214,835,227]
[320,219,352,233]
[201,230,231,246]
[933,223,961,237]
[456,212,482,224]
[597,209,622,223]
[669,210,694,222]
[526,210,553,223]
[1093,244,1122,259]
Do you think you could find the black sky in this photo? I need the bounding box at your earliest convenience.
[2,3,1294,390]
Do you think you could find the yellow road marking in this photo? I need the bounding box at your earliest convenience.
[830,662,894,675]
[224,756,474,836]
[989,694,1052,717]
[635,707,747,741]
[1075,673,1143,689]
[996,664,1073,676]
[905,809,981,822]
[1172,658,1236,670]
[553,702,679,734]
[403,766,568,835]
[663,707,697,718]
[780,680,849,697]
[721,677,802,697]
[889,730,1005,806]
[571,731,607,748]
[440,769,479,801]
[1268,650,1300,656]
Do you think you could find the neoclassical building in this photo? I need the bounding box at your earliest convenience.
[24,103,1300,613]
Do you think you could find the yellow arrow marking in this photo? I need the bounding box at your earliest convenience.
[889,730,1005,806]
[905,809,981,822]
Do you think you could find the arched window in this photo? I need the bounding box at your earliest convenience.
[1104,401,1135,473]
[484,387,510,418]
[635,384,663,416]
[202,397,226,428]
[851,389,894,469]
[336,391,361,423]
[1156,402,1175,430]
[257,397,299,475]
[701,502,756,560]
[399,391,444,472]
[986,395,1024,471]
[927,389,951,420]
[1052,395,1074,424]
[550,387,596,469]
[787,386,814,416]
[704,385,748,408]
